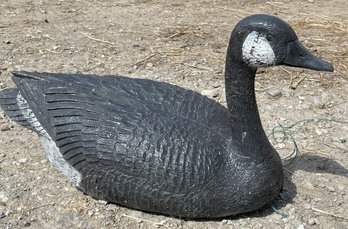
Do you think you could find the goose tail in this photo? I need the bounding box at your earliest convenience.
[0,88,38,132]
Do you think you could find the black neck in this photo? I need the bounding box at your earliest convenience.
[224,45,267,143]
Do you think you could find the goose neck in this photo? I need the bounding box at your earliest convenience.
[224,59,263,131]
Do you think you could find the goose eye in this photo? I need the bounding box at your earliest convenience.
[266,34,273,42]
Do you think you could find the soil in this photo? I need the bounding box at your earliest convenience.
[0,0,347,228]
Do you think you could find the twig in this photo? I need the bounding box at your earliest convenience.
[26,203,54,212]
[311,207,348,221]
[288,76,297,88]
[182,63,212,71]
[167,32,186,39]
[280,66,292,76]
[81,32,115,45]
[134,53,156,66]
[215,6,253,15]
[85,63,104,72]
[290,75,307,89]
[323,142,348,151]
[42,49,59,54]
[120,214,170,228]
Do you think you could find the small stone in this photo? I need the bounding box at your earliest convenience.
[0,125,11,131]
[282,88,295,97]
[297,224,305,229]
[221,219,233,225]
[212,82,221,88]
[13,158,27,166]
[337,184,345,192]
[24,222,31,227]
[146,63,154,68]
[314,218,320,225]
[0,192,8,204]
[127,67,135,73]
[278,143,286,149]
[327,186,336,192]
[317,183,326,188]
[201,89,219,98]
[267,88,282,97]
[307,218,316,225]
[96,200,108,205]
[303,203,311,210]
[87,210,94,216]
[303,182,315,190]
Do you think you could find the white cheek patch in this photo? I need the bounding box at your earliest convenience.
[242,31,275,67]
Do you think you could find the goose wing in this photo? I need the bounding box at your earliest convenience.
[11,71,232,195]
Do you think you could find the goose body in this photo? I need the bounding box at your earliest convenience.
[0,14,333,218]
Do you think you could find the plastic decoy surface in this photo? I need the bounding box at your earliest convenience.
[0,14,333,218]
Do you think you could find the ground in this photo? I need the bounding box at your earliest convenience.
[0,0,347,228]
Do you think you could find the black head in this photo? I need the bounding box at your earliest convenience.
[230,14,333,71]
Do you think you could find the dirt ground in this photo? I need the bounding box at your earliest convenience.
[0,0,347,228]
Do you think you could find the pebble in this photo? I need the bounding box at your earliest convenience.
[317,183,326,188]
[96,200,108,205]
[327,186,336,192]
[212,82,221,88]
[127,67,135,73]
[307,218,316,226]
[267,88,282,97]
[0,192,8,204]
[201,89,219,98]
[337,184,345,192]
[314,218,320,225]
[277,143,286,149]
[282,88,295,97]
[297,224,305,229]
[146,63,154,68]
[0,124,11,131]
[303,203,311,210]
[303,181,315,190]
[221,219,233,225]
[12,158,28,166]
[127,65,138,73]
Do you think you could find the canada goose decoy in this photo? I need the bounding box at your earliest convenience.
[0,14,333,218]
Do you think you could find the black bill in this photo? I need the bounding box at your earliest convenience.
[284,40,334,72]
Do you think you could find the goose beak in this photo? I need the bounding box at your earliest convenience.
[283,40,334,72]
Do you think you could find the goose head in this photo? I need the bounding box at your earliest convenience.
[228,14,333,72]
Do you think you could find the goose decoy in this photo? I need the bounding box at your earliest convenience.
[0,14,333,218]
